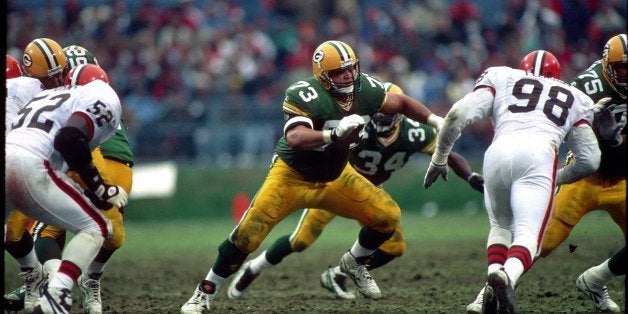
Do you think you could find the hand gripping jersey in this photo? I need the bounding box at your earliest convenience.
[276,73,386,182]
[571,60,627,178]
[476,66,594,148]
[351,117,437,186]
[6,80,121,170]
[5,76,44,133]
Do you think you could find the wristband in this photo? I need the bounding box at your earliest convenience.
[427,114,444,130]
[322,130,333,144]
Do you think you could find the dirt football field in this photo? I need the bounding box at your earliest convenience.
[4,212,625,313]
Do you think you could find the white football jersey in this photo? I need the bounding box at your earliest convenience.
[475,66,594,149]
[6,80,121,170]
[5,76,44,133]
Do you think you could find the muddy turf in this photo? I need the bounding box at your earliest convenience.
[4,213,625,313]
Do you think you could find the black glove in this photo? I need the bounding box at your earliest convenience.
[467,172,484,193]
[84,189,113,210]
[596,105,627,147]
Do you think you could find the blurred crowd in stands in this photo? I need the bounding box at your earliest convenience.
[7,0,627,167]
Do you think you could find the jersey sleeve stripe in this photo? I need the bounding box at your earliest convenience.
[283,102,309,117]
[573,119,590,127]
[284,116,313,134]
[474,85,495,95]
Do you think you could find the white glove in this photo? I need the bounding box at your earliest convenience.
[330,114,366,141]
[593,97,612,113]
[93,184,129,209]
[423,161,448,189]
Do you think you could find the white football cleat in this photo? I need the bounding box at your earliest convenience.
[320,266,356,299]
[466,285,485,313]
[181,280,215,314]
[227,261,259,300]
[576,270,620,313]
[43,259,62,279]
[23,263,45,313]
[339,251,381,299]
[79,273,103,314]
[34,286,72,314]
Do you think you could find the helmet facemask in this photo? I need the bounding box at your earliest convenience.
[320,61,361,101]
[371,112,401,137]
[604,61,627,97]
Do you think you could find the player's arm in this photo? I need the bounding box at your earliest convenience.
[556,123,601,185]
[380,93,444,131]
[54,113,127,209]
[447,152,484,193]
[285,114,365,150]
[424,87,493,188]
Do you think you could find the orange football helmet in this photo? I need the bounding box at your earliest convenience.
[519,50,561,79]
[65,64,109,86]
[6,54,22,79]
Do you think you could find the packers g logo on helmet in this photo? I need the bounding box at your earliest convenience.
[22,38,67,78]
[602,34,627,97]
[312,40,361,101]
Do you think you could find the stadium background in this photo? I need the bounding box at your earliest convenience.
[4,2,626,312]
[5,1,626,215]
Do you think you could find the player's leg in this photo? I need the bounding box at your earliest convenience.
[228,208,336,299]
[318,165,400,299]
[540,177,598,257]
[182,158,305,312]
[78,157,133,314]
[7,154,111,314]
[494,148,555,314]
[368,225,405,270]
[600,178,626,235]
[473,141,517,314]
[3,210,40,312]
[576,246,624,312]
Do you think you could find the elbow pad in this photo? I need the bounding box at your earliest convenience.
[54,126,93,171]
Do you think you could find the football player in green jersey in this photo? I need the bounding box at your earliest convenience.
[3,45,134,314]
[541,33,626,313]
[226,82,484,300]
[181,40,446,312]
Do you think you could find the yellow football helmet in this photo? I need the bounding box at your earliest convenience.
[23,38,67,88]
[312,40,361,99]
[601,34,627,97]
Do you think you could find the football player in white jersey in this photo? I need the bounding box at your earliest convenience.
[5,64,128,314]
[423,50,601,313]
[4,39,66,313]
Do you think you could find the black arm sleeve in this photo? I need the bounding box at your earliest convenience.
[53,126,103,190]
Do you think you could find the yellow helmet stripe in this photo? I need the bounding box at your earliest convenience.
[328,40,350,62]
[33,38,61,72]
